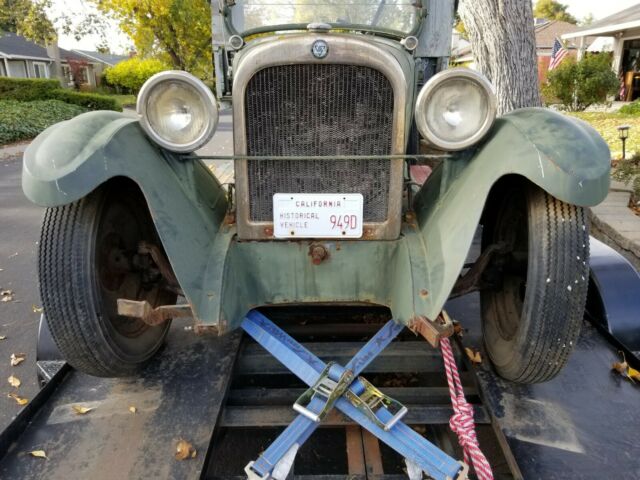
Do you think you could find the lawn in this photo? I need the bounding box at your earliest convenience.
[0,100,87,145]
[106,94,137,109]
[569,112,640,160]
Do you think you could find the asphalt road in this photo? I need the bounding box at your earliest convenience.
[0,155,41,430]
[0,110,234,431]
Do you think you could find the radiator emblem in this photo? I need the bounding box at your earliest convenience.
[311,40,329,59]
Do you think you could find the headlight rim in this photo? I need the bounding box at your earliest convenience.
[415,68,497,151]
[137,70,218,154]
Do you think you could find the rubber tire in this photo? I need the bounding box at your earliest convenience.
[481,183,589,384]
[38,182,173,377]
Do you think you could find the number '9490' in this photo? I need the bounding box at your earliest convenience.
[330,215,358,231]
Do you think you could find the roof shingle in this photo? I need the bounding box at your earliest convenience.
[0,32,50,60]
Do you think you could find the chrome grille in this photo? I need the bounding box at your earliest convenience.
[244,64,394,222]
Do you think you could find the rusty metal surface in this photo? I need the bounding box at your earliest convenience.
[408,312,455,348]
[137,241,179,289]
[450,242,506,299]
[117,299,194,326]
[0,326,241,480]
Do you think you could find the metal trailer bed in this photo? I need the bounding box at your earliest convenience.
[0,237,638,480]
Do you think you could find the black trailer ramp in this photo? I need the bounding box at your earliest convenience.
[0,327,241,479]
[0,308,515,479]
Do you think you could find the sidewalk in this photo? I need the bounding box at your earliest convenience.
[590,180,640,270]
[0,140,29,161]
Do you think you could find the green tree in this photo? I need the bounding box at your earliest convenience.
[104,57,170,93]
[580,13,595,27]
[91,0,212,80]
[533,0,577,24]
[0,0,57,45]
[544,54,619,111]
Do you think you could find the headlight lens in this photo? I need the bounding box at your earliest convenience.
[137,71,218,153]
[415,69,497,151]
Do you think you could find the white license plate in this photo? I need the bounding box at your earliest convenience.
[273,193,364,239]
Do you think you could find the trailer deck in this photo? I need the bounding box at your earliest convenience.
[0,239,638,479]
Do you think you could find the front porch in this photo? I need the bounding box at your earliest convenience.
[562,5,640,103]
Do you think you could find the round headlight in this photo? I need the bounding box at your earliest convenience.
[137,71,218,153]
[415,69,497,151]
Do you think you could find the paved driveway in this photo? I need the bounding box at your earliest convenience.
[0,109,233,431]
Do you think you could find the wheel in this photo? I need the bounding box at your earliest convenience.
[38,180,177,377]
[481,182,589,384]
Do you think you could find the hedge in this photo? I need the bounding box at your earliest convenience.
[0,77,60,101]
[53,90,121,111]
[0,99,87,145]
[0,77,121,111]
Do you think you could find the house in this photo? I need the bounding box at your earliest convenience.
[57,48,102,88]
[54,47,129,89]
[0,32,129,88]
[534,20,582,83]
[72,50,129,87]
[451,20,583,84]
[562,4,640,102]
[0,32,54,79]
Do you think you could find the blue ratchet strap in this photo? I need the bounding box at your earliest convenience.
[241,310,463,480]
[243,313,403,479]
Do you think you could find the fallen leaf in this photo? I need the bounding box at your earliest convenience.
[10,353,26,366]
[628,366,640,382]
[8,375,21,387]
[31,305,43,313]
[465,347,482,365]
[0,290,12,296]
[612,361,628,375]
[29,450,47,459]
[453,322,464,337]
[72,405,93,415]
[1,296,12,302]
[0,336,6,340]
[175,439,196,460]
[611,352,639,382]
[128,406,137,414]
[7,393,28,405]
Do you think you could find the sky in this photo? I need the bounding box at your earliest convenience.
[47,0,132,53]
[48,0,640,52]
[563,0,639,21]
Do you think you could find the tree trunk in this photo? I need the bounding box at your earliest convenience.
[459,0,542,115]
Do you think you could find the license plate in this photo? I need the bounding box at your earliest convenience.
[273,193,364,239]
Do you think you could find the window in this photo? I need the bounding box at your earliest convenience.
[33,62,48,78]
[61,65,73,84]
[73,65,89,84]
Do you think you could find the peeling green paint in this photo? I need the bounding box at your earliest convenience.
[22,107,610,331]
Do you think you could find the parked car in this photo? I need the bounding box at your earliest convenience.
[22,0,610,382]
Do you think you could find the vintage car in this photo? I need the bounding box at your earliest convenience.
[22,0,610,383]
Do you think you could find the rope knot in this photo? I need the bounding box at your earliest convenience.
[449,396,477,447]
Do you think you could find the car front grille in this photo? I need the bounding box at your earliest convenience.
[244,64,395,222]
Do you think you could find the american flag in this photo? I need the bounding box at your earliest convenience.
[549,38,569,70]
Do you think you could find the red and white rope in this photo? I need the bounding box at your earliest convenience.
[440,337,494,480]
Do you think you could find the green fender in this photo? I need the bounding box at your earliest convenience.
[22,111,228,323]
[23,108,610,331]
[413,107,611,320]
